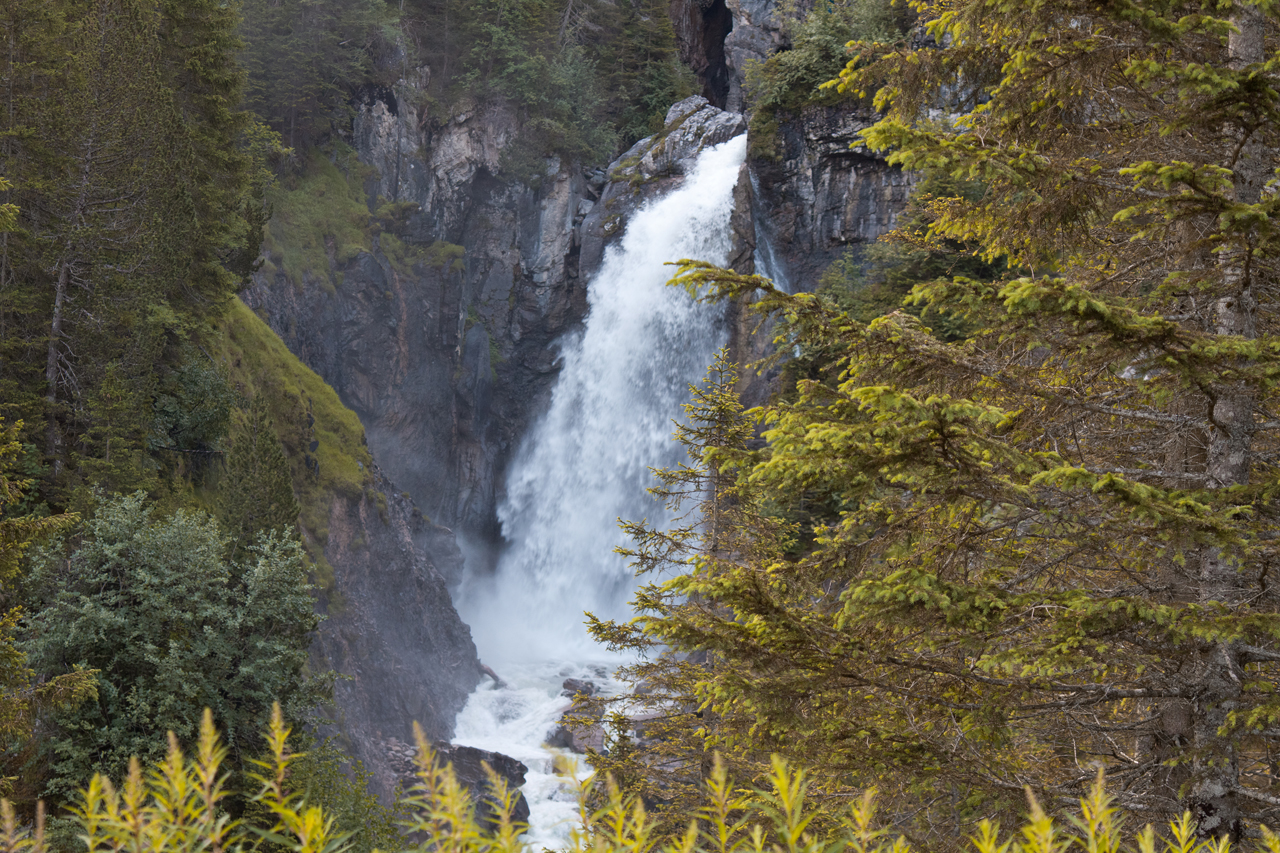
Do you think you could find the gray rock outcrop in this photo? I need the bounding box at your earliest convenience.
[751,103,915,285]
[309,465,482,799]
[580,97,747,280]
[387,739,532,828]
[245,87,599,554]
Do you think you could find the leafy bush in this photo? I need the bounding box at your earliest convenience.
[20,494,329,802]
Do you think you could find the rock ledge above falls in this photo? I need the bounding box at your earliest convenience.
[579,97,748,280]
[611,96,747,183]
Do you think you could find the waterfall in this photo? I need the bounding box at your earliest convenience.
[452,133,747,847]
[459,133,748,663]
[750,170,792,293]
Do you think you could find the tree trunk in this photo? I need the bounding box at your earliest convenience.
[1189,3,1265,839]
[43,260,69,471]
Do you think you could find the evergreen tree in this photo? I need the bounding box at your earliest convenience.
[218,396,301,562]
[0,418,94,788]
[154,0,252,305]
[21,493,328,803]
[587,351,786,835]
[645,0,1280,842]
[238,0,395,150]
[0,0,252,504]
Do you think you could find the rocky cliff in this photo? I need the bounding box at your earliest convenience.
[240,5,914,794]
[215,300,481,800]
[310,466,480,798]
[751,103,916,286]
[244,39,913,547]
[244,89,604,560]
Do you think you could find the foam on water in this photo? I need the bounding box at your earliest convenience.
[452,660,625,850]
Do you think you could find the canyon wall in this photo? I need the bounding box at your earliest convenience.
[240,1,915,791]
[243,23,915,566]
[311,465,480,797]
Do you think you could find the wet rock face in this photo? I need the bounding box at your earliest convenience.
[244,87,757,551]
[722,0,795,112]
[669,0,734,106]
[385,739,532,828]
[245,86,601,551]
[311,465,482,800]
[663,0,913,286]
[431,743,532,828]
[752,103,916,285]
[671,0,795,113]
[580,97,747,281]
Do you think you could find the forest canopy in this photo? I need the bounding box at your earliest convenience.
[585,0,1280,846]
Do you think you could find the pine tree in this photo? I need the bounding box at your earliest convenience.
[0,0,253,502]
[153,0,251,305]
[587,351,790,834]
[654,0,1280,842]
[218,396,301,562]
[238,0,394,150]
[0,418,95,798]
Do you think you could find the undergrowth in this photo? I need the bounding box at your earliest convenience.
[260,146,377,293]
[2,707,1276,853]
[257,144,465,292]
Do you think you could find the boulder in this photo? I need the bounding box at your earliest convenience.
[387,739,531,829]
[560,678,597,697]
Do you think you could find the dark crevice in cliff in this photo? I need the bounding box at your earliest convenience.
[671,0,733,109]
[353,83,400,116]
[702,0,733,108]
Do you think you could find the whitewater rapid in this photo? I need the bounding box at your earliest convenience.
[452,133,747,846]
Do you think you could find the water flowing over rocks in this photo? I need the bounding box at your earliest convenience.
[580,97,747,280]
[547,679,605,755]
[241,10,914,807]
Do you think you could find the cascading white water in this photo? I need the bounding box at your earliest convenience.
[460,133,748,661]
[452,133,748,848]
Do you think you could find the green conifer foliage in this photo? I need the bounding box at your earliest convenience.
[587,351,791,835]
[21,493,328,802]
[648,0,1280,842]
[238,0,395,150]
[0,0,252,502]
[218,396,302,563]
[0,418,93,790]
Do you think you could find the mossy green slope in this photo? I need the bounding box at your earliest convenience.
[211,298,373,555]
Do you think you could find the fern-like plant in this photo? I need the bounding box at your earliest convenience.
[5,709,1280,853]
